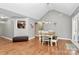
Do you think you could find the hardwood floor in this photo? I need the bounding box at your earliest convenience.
[0,37,78,55]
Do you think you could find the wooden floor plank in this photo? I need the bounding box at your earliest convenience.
[0,37,78,55]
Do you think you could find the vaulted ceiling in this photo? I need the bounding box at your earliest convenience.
[0,3,79,20]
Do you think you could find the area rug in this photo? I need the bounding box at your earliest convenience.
[65,43,78,51]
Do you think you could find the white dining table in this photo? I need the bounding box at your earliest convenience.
[39,31,55,46]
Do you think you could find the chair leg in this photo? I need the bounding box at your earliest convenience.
[55,42,57,46]
[48,41,49,46]
[51,42,53,46]
[39,36,41,43]
[57,41,59,50]
[42,41,43,46]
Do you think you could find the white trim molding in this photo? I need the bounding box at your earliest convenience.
[58,37,71,40]
[71,40,79,49]
[29,36,35,40]
[0,36,12,41]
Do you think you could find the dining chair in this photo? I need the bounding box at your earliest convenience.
[51,35,58,46]
[41,34,50,46]
[38,31,42,43]
[38,30,49,44]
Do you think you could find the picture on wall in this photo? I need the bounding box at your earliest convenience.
[17,20,26,29]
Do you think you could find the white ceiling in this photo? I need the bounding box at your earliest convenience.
[49,3,79,16]
[0,3,79,20]
[0,3,49,20]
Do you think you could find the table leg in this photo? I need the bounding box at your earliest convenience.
[51,36,53,46]
[48,41,49,46]
[55,42,57,46]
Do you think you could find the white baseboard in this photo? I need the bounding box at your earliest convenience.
[71,40,79,49]
[34,36,71,40]
[58,37,71,40]
[0,36,12,41]
[29,36,35,40]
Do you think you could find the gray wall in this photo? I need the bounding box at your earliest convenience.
[0,23,4,36]
[0,18,35,40]
[14,18,35,40]
[41,10,72,39]
[0,23,5,36]
[2,19,14,39]
[14,18,28,37]
[0,19,14,40]
[28,18,35,40]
